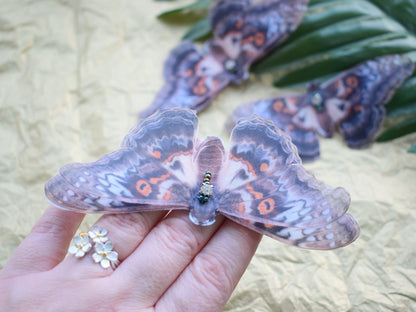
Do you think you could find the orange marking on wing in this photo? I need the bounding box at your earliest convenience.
[287,124,295,131]
[346,75,359,88]
[258,198,275,215]
[235,21,243,29]
[136,180,152,196]
[254,32,265,46]
[163,150,193,165]
[153,150,161,158]
[273,100,284,112]
[246,183,263,200]
[283,108,292,114]
[230,154,256,176]
[334,80,340,88]
[242,36,253,44]
[192,78,207,95]
[260,163,269,172]
[354,106,362,113]
[237,202,246,212]
[186,69,193,76]
[150,173,171,185]
[163,192,171,200]
[264,223,274,228]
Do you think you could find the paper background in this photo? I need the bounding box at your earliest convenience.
[0,1,415,310]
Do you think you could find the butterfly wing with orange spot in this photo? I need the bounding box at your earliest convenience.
[228,95,321,161]
[139,41,231,118]
[45,109,199,213]
[216,115,360,250]
[312,54,415,148]
[240,0,309,65]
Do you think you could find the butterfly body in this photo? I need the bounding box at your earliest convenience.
[140,0,309,118]
[229,54,415,160]
[46,108,359,250]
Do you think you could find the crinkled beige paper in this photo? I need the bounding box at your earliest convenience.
[0,1,415,311]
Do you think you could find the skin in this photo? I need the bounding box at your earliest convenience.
[0,206,261,312]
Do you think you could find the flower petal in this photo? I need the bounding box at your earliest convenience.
[75,250,85,258]
[104,241,114,252]
[82,243,92,252]
[100,259,110,269]
[107,251,118,262]
[92,253,103,263]
[68,245,78,255]
[73,235,82,245]
[95,243,105,253]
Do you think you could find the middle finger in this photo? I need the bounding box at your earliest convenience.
[114,210,224,306]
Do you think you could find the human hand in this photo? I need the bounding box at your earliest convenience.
[0,206,261,311]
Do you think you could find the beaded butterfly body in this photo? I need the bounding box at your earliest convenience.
[46,109,359,250]
[139,0,309,118]
[228,54,415,161]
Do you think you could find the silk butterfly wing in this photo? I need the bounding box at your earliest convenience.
[215,116,359,249]
[139,42,231,118]
[240,0,309,66]
[294,54,415,148]
[228,94,321,161]
[335,54,415,148]
[46,109,200,213]
[208,0,309,84]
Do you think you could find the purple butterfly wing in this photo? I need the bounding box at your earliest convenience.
[217,115,359,249]
[240,0,309,65]
[228,95,320,161]
[140,41,231,118]
[228,213,360,250]
[320,54,415,148]
[208,0,308,84]
[45,109,199,213]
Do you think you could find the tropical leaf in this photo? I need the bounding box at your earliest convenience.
[377,114,416,142]
[157,0,212,23]
[182,16,211,41]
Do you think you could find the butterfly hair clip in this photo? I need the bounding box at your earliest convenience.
[46,108,359,250]
[139,0,309,118]
[228,54,415,161]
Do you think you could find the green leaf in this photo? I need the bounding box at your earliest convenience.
[182,17,212,41]
[386,76,416,117]
[285,0,386,43]
[377,113,416,142]
[253,17,409,76]
[408,141,416,153]
[368,0,416,34]
[157,0,212,23]
[272,34,416,87]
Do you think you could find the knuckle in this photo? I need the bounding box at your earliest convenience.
[189,248,234,300]
[157,217,201,258]
[101,212,154,241]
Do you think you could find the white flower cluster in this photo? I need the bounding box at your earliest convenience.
[68,226,119,269]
